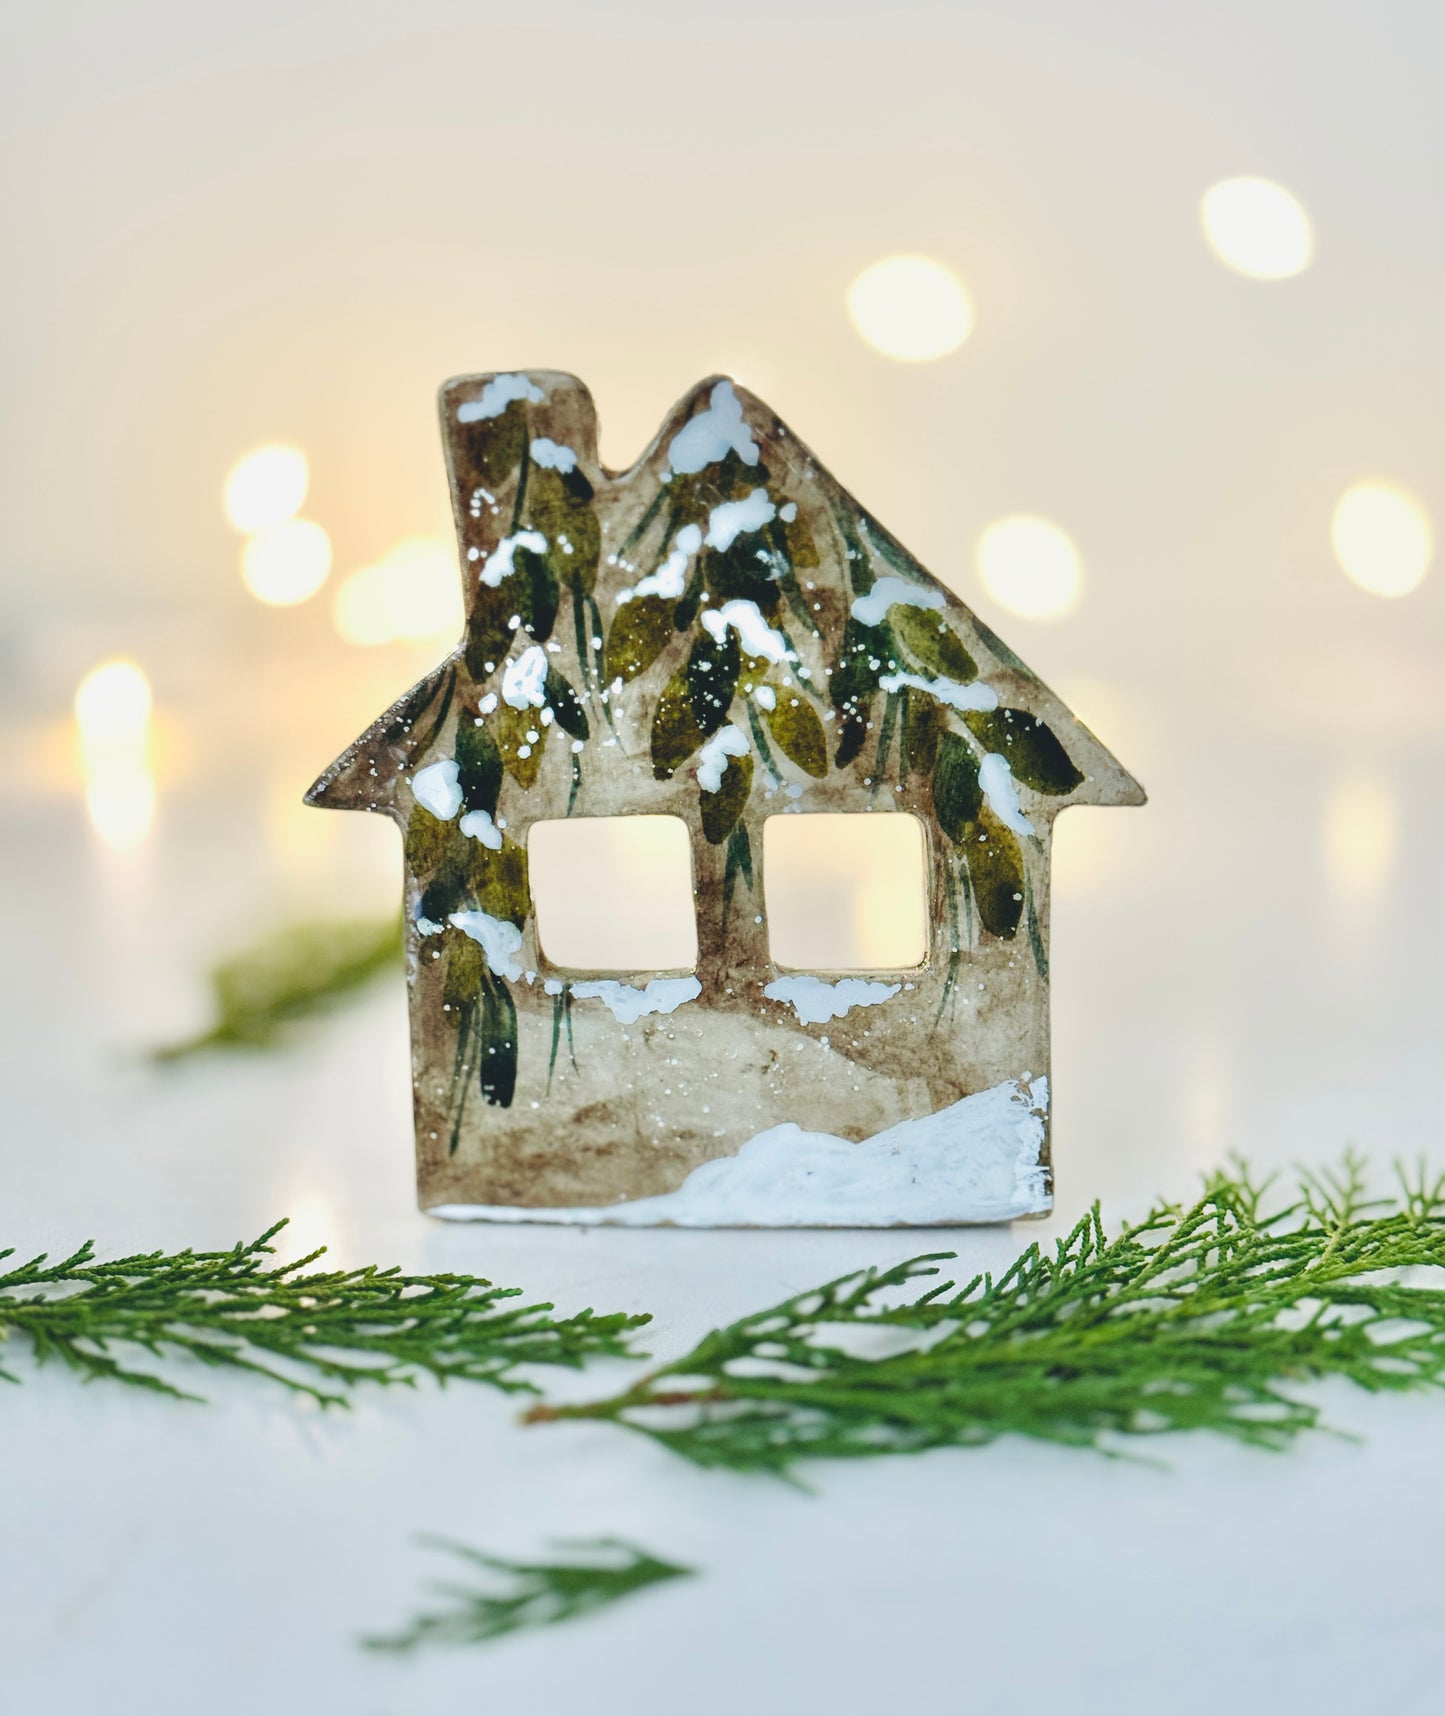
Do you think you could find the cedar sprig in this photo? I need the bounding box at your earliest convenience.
[526,1154,1445,1474]
[0,1221,648,1405]
[362,1536,692,1653]
[154,915,401,1060]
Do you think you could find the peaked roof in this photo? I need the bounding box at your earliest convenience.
[306,371,1144,822]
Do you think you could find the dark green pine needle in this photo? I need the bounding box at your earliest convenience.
[526,1154,1445,1474]
[362,1536,693,1653]
[0,1221,648,1405]
[153,915,402,1060]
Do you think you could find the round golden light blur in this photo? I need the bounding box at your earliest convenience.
[1200,178,1313,280]
[85,766,156,852]
[846,255,973,362]
[1323,773,1397,906]
[1331,483,1433,598]
[332,538,464,646]
[977,516,1084,620]
[74,659,155,850]
[241,518,332,606]
[224,445,309,533]
[74,658,152,765]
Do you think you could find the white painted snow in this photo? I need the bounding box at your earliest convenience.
[850,576,946,628]
[448,910,524,980]
[411,758,462,820]
[763,975,902,1025]
[701,599,794,664]
[431,1076,1051,1226]
[456,373,543,422]
[529,436,577,472]
[621,522,702,604]
[459,808,504,849]
[480,529,547,588]
[667,380,759,475]
[753,685,777,711]
[569,976,702,1024]
[705,488,776,550]
[979,752,1035,837]
[878,670,998,712]
[501,645,549,709]
[696,724,749,792]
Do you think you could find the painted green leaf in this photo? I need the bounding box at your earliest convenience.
[764,693,827,778]
[404,805,454,875]
[829,617,890,766]
[962,808,1025,938]
[890,606,977,683]
[829,618,890,711]
[900,687,945,777]
[931,731,984,842]
[685,629,740,736]
[605,596,673,684]
[782,506,819,570]
[408,809,471,924]
[692,447,770,507]
[469,401,527,487]
[672,559,706,631]
[442,929,484,1007]
[456,719,502,816]
[703,543,781,615]
[527,466,601,596]
[515,540,559,643]
[478,975,517,1107]
[964,708,1083,795]
[651,667,706,779]
[464,587,516,685]
[700,751,753,845]
[417,862,469,929]
[495,703,548,789]
[544,667,589,740]
[472,838,530,929]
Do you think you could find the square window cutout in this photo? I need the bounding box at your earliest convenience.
[763,813,929,971]
[528,815,697,972]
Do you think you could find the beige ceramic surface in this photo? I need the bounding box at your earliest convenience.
[308,373,1143,1221]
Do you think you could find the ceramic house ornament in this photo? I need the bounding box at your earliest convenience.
[308,371,1144,1225]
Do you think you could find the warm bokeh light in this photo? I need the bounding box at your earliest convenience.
[74,658,156,850]
[764,814,929,970]
[1200,177,1314,280]
[224,445,309,533]
[332,537,464,646]
[846,255,973,362]
[529,817,698,970]
[1323,774,1397,906]
[74,658,152,767]
[240,518,332,606]
[85,765,156,852]
[977,516,1083,620]
[1330,482,1433,598]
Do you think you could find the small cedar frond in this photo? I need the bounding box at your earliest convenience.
[529,1158,1445,1475]
[0,1220,648,1404]
[361,1537,692,1652]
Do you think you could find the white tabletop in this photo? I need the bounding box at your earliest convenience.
[2,718,1442,1716]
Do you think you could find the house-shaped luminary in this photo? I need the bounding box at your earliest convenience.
[307,371,1143,1225]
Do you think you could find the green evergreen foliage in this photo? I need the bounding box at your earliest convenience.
[362,1537,692,1653]
[0,1222,648,1405]
[527,1156,1445,1475]
[154,916,402,1060]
